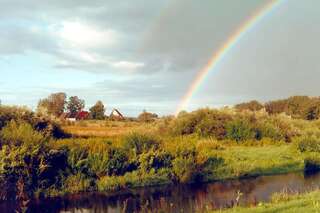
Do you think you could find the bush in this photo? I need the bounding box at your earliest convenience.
[138,150,172,172]
[172,155,196,183]
[295,136,320,153]
[0,106,68,139]
[0,121,68,201]
[0,120,45,147]
[122,132,160,156]
[63,173,95,193]
[226,119,255,142]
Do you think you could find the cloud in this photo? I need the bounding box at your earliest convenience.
[112,61,145,71]
[57,21,118,49]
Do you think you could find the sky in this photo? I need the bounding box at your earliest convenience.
[0,0,320,116]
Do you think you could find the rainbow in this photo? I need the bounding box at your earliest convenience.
[175,0,285,115]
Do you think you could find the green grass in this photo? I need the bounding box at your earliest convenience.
[210,145,304,181]
[211,190,320,213]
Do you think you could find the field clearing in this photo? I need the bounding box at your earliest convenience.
[61,120,154,137]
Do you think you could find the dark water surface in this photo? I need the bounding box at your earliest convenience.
[2,172,320,213]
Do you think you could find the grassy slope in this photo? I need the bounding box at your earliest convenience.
[212,190,320,213]
[90,145,305,192]
[211,145,304,180]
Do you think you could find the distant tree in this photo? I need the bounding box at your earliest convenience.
[235,100,264,112]
[138,110,158,122]
[66,96,85,118]
[37,92,66,117]
[265,96,320,119]
[89,101,105,120]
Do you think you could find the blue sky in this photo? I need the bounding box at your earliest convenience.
[1,0,320,116]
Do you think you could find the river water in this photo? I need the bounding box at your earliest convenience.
[2,172,320,213]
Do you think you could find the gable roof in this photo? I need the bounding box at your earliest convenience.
[110,108,124,118]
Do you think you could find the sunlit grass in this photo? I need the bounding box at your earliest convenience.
[211,189,320,213]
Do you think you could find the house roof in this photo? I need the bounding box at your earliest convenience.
[110,108,124,118]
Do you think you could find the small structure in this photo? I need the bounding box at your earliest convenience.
[76,111,90,120]
[109,108,124,120]
[66,117,76,122]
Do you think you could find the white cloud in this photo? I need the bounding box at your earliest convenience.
[112,61,145,71]
[58,21,117,49]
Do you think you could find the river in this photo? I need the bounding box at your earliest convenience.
[1,172,320,213]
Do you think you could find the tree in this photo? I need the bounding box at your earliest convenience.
[37,92,66,117]
[66,96,85,118]
[89,101,105,120]
[235,100,264,112]
[138,110,158,122]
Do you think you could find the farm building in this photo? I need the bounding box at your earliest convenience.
[110,108,124,120]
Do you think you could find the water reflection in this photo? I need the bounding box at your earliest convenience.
[2,172,320,213]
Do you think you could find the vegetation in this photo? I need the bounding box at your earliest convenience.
[2,95,320,211]
[89,100,105,120]
[212,189,320,213]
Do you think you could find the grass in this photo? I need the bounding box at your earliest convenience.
[61,120,144,137]
[211,190,320,213]
[210,145,304,180]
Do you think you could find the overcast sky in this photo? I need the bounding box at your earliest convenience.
[1,0,320,116]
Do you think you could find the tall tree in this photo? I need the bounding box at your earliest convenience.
[37,92,66,117]
[66,96,85,118]
[89,101,105,120]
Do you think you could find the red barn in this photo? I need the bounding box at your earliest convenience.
[76,111,90,120]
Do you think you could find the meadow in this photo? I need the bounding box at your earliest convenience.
[1,98,320,212]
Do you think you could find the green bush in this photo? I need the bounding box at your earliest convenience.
[0,121,67,201]
[295,136,320,153]
[226,119,255,142]
[195,111,231,139]
[62,173,95,193]
[172,155,196,183]
[122,132,160,155]
[138,150,172,172]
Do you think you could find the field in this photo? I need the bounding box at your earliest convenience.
[61,120,143,137]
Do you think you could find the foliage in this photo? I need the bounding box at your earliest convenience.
[37,92,66,117]
[66,96,85,118]
[138,110,158,122]
[212,190,320,213]
[0,121,68,201]
[122,132,160,156]
[295,136,320,153]
[89,100,105,120]
[235,100,264,112]
[226,119,255,142]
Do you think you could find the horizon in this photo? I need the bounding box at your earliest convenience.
[1,0,320,116]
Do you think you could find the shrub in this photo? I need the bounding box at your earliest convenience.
[138,150,172,172]
[255,120,283,141]
[295,136,320,153]
[0,121,67,201]
[195,111,231,139]
[226,119,255,142]
[62,173,94,193]
[172,155,196,183]
[122,132,159,156]
[0,120,45,147]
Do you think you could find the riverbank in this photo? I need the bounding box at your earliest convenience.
[45,143,305,197]
[212,189,320,213]
[3,172,320,212]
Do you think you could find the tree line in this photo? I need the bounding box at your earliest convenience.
[37,92,105,120]
[36,92,159,122]
[235,96,320,120]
